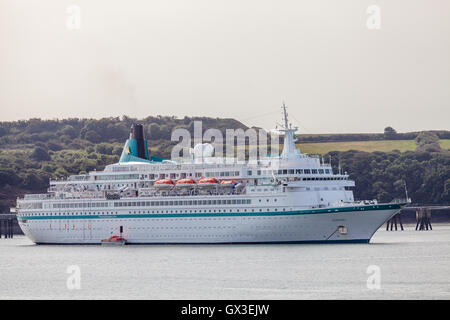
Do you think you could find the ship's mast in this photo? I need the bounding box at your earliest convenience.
[282,103,289,131]
[279,103,300,159]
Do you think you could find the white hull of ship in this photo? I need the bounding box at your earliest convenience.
[18,207,399,244]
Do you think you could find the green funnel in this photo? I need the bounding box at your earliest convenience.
[119,124,150,163]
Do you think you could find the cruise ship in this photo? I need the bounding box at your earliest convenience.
[16,105,405,244]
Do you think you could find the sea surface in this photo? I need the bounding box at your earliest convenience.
[1,224,449,299]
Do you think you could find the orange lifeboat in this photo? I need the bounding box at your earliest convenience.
[175,178,196,188]
[220,180,236,185]
[219,180,238,189]
[154,179,175,189]
[198,177,219,188]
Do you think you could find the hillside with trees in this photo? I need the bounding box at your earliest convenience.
[0,118,449,212]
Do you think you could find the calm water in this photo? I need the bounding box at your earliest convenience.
[1,224,449,299]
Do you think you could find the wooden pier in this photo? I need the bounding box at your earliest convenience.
[386,213,404,231]
[415,207,432,231]
[385,206,444,231]
[0,214,21,238]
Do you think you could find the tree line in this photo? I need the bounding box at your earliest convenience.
[0,117,448,212]
[0,116,248,149]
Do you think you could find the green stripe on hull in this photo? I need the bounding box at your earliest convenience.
[18,203,404,221]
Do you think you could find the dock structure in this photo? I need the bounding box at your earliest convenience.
[415,207,432,231]
[386,213,404,231]
[385,206,446,231]
[0,214,15,238]
[0,213,22,238]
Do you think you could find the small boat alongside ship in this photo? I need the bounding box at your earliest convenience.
[101,226,127,245]
[101,235,127,246]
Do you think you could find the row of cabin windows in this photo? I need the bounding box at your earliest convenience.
[248,168,331,176]
[95,174,139,181]
[205,171,240,178]
[53,202,109,209]
[95,169,333,182]
[141,171,240,180]
[300,177,346,181]
[114,199,252,207]
[51,198,255,210]
[21,206,285,217]
[17,202,43,209]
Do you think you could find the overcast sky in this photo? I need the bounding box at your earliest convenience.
[0,0,449,133]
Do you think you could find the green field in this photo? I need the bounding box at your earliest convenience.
[229,139,450,156]
[297,139,450,155]
[441,139,450,150]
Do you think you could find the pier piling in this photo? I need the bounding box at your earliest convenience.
[0,214,18,239]
[415,207,432,231]
[386,213,404,231]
